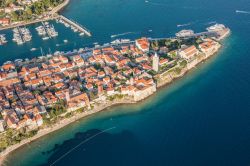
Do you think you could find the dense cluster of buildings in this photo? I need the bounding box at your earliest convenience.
[0,24,227,133]
[0,37,164,132]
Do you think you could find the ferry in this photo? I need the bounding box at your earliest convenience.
[206,24,226,32]
[176,29,194,37]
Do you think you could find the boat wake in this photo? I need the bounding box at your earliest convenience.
[111,32,138,38]
[236,10,250,14]
[145,0,172,7]
[50,127,116,166]
[182,6,201,10]
[177,22,192,27]
[205,21,217,25]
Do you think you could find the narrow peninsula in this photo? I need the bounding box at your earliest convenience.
[0,24,230,164]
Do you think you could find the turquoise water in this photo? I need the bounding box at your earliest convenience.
[3,0,250,165]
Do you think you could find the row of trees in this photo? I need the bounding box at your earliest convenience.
[0,128,38,152]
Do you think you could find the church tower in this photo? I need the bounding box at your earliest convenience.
[153,52,159,72]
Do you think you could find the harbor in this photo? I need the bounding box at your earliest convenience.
[0,14,91,46]
[3,24,228,65]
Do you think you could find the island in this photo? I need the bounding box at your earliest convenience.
[0,24,230,164]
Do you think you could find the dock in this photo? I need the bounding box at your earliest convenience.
[58,15,91,36]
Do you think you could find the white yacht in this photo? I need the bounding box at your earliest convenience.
[30,48,37,51]
[42,36,49,40]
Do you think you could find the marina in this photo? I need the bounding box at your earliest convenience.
[12,27,32,45]
[0,14,91,47]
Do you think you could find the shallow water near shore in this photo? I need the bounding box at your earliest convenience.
[2,0,250,165]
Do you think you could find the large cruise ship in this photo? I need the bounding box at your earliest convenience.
[206,24,226,32]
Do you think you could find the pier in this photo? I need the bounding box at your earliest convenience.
[58,15,91,36]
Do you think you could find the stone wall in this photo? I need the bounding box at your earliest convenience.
[133,84,157,101]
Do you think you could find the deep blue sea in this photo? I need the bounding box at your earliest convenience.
[2,0,250,165]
